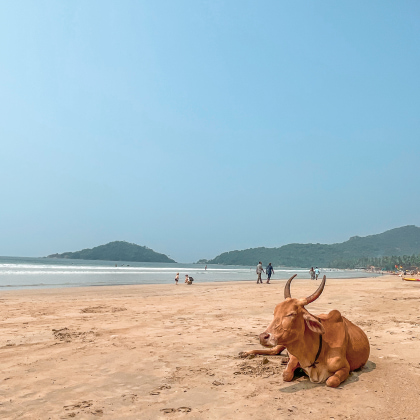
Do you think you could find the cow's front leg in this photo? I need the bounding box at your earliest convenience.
[283,353,300,382]
[326,367,350,388]
[239,344,286,358]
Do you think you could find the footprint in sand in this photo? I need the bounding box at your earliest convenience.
[150,384,172,395]
[62,413,77,418]
[161,408,175,413]
[160,407,192,414]
[63,401,93,410]
[212,381,224,386]
[91,409,103,416]
[122,394,138,403]
[81,306,126,313]
[53,328,97,343]
[63,401,103,417]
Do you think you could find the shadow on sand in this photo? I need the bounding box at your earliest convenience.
[279,360,376,393]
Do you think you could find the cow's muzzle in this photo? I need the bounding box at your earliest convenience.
[259,332,273,347]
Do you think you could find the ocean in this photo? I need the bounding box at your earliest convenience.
[0,256,381,290]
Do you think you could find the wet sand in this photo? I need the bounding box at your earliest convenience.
[0,275,419,419]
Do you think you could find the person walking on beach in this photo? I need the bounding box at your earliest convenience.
[185,274,189,284]
[314,267,320,280]
[175,273,179,285]
[309,267,315,280]
[266,263,274,284]
[256,262,264,284]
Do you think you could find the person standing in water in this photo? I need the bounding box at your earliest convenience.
[314,267,320,280]
[175,273,179,285]
[266,263,274,284]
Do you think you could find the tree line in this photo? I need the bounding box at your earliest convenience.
[327,254,420,271]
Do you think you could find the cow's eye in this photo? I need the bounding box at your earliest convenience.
[286,312,296,317]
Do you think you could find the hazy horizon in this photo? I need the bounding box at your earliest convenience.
[1,1,419,262]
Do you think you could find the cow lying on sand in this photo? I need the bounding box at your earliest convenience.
[241,275,370,387]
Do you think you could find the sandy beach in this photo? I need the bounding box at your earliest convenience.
[1,275,419,419]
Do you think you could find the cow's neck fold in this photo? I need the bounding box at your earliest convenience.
[305,334,322,368]
[287,328,322,369]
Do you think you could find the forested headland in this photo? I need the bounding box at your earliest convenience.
[204,225,420,270]
[47,241,175,263]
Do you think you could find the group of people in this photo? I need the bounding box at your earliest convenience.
[256,263,321,284]
[175,265,321,285]
[256,262,275,284]
[174,273,194,285]
[309,267,321,280]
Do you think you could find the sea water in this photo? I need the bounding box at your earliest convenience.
[0,256,382,290]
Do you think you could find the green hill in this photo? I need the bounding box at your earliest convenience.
[206,225,420,268]
[47,241,176,263]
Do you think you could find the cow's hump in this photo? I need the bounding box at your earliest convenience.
[318,309,342,323]
[318,310,347,348]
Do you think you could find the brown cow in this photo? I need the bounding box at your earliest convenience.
[247,275,370,387]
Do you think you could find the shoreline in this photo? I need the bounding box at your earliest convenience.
[0,272,383,292]
[0,276,372,292]
[0,274,383,292]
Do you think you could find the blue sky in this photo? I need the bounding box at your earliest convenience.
[1,1,419,262]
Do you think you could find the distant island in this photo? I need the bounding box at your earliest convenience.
[203,225,420,270]
[47,241,176,263]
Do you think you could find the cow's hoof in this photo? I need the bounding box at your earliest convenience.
[238,352,249,358]
[283,371,294,382]
[326,376,341,388]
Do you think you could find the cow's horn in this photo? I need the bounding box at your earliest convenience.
[284,274,297,299]
[304,275,327,305]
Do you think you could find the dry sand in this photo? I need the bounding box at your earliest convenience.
[0,275,419,419]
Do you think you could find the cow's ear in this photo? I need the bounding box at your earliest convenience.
[303,312,325,334]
